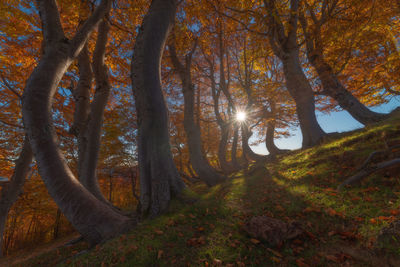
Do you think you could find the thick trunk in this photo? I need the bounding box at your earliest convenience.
[282,51,326,148]
[0,138,33,256]
[311,55,386,124]
[130,0,185,218]
[182,83,225,186]
[79,18,112,203]
[241,126,267,161]
[265,118,282,155]
[22,43,132,246]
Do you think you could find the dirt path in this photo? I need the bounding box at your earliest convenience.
[0,233,80,267]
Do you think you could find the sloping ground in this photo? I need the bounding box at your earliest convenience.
[9,115,400,266]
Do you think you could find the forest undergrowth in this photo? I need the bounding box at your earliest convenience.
[4,115,400,267]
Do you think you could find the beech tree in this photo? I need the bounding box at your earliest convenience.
[130,0,185,217]
[21,0,133,245]
[169,35,226,186]
[299,0,386,125]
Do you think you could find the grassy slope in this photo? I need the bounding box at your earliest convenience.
[13,115,400,266]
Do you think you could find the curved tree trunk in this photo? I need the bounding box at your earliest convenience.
[265,118,282,155]
[241,125,267,161]
[0,138,33,256]
[169,42,225,187]
[79,17,112,203]
[282,51,326,148]
[130,0,185,218]
[310,56,386,124]
[265,0,325,148]
[299,10,386,125]
[22,0,133,245]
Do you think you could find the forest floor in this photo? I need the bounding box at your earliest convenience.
[6,114,400,267]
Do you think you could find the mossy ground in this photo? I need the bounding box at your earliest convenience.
[7,115,400,266]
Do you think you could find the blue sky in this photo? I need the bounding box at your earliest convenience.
[252,96,400,154]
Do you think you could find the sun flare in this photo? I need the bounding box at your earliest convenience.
[236,111,246,122]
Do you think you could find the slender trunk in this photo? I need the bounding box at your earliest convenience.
[70,44,92,178]
[22,0,133,245]
[130,0,185,217]
[108,172,113,203]
[0,138,33,257]
[217,123,235,173]
[169,42,225,186]
[231,125,240,168]
[311,55,386,124]
[281,51,326,148]
[79,18,112,203]
[53,208,61,240]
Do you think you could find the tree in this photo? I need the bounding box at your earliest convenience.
[21,0,133,245]
[130,0,185,217]
[264,0,326,148]
[0,137,33,256]
[169,33,226,186]
[299,0,386,125]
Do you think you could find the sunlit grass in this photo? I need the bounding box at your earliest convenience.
[16,114,400,266]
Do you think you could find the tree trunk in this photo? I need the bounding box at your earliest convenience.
[79,18,112,203]
[70,44,91,179]
[231,125,240,169]
[310,55,386,124]
[0,138,33,257]
[298,10,386,125]
[130,0,185,218]
[217,123,236,173]
[265,118,282,155]
[169,41,225,187]
[22,0,133,245]
[53,208,61,240]
[281,51,326,148]
[241,125,267,161]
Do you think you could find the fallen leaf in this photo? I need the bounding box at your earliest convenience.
[296,258,309,267]
[157,250,163,259]
[154,229,164,235]
[267,248,282,258]
[250,238,260,244]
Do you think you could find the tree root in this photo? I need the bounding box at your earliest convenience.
[337,145,400,191]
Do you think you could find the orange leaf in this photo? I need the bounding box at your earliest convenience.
[250,238,260,244]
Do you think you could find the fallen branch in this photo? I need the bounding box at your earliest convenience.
[337,158,400,190]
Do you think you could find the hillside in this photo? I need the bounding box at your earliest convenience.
[5,115,400,267]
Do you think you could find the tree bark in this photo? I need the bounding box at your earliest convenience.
[169,42,225,187]
[281,51,326,148]
[265,117,282,155]
[130,0,185,218]
[79,17,113,203]
[241,125,267,161]
[265,0,326,148]
[70,44,91,179]
[231,125,241,168]
[22,0,133,245]
[0,138,33,256]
